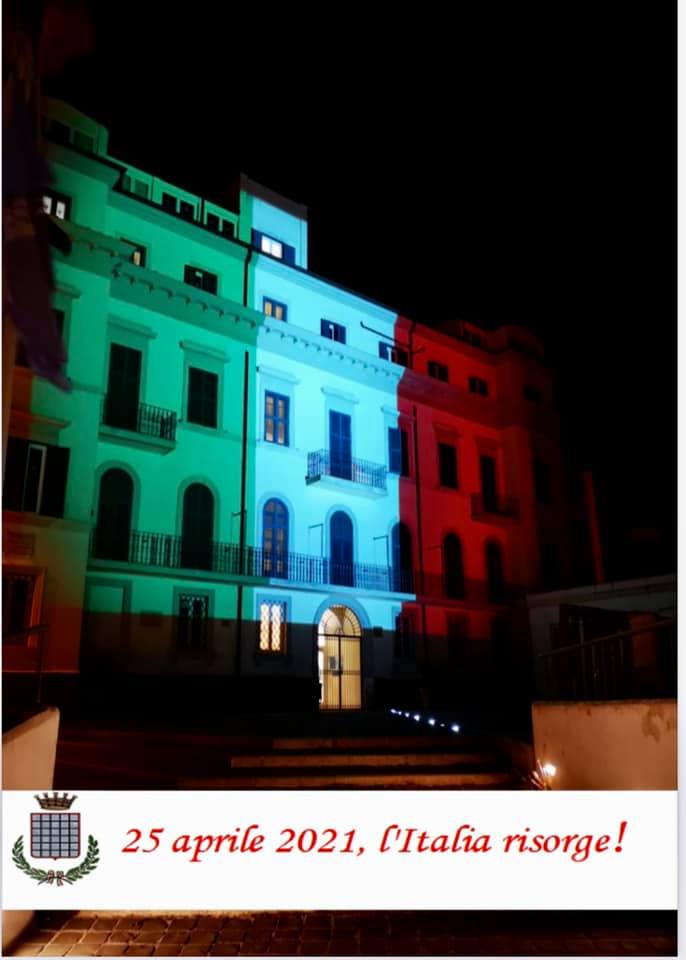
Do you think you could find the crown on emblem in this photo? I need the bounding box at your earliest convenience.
[34,792,77,810]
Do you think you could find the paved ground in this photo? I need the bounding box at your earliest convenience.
[8,910,677,956]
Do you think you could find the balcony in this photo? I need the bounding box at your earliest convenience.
[100,397,177,453]
[89,530,414,593]
[306,450,387,497]
[470,493,520,524]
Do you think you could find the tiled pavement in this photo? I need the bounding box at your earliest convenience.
[7,910,677,957]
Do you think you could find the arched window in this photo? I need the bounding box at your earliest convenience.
[391,522,413,592]
[94,468,133,561]
[486,540,505,603]
[262,498,289,578]
[330,511,354,586]
[181,483,214,570]
[443,533,465,599]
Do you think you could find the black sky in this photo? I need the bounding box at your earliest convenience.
[44,4,677,579]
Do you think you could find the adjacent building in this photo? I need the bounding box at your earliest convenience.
[2,99,569,713]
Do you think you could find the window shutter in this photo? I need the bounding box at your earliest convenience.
[252,229,263,250]
[3,437,29,511]
[205,372,218,427]
[400,428,410,476]
[40,446,70,518]
[388,428,401,473]
[283,243,296,265]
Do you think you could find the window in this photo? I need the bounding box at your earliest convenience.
[330,511,354,586]
[480,454,498,511]
[388,426,410,477]
[379,342,409,366]
[262,499,289,578]
[486,541,505,603]
[3,437,70,518]
[469,377,489,396]
[252,230,296,264]
[321,319,346,344]
[534,459,552,504]
[329,411,352,479]
[523,384,542,404]
[263,297,287,322]
[16,309,64,368]
[443,533,465,599]
[120,239,146,267]
[181,483,214,570]
[391,523,413,592]
[259,600,286,653]
[221,220,235,238]
[42,189,71,220]
[394,610,416,660]
[438,442,458,489]
[162,192,177,213]
[261,235,283,259]
[73,130,94,153]
[179,200,194,221]
[264,391,289,446]
[133,180,149,199]
[184,266,218,295]
[2,571,38,643]
[206,213,220,232]
[187,367,218,428]
[104,343,142,432]
[177,593,210,651]
[93,468,133,561]
[428,361,448,382]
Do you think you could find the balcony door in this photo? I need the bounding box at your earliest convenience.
[480,454,498,512]
[317,605,362,710]
[262,498,288,578]
[330,511,353,586]
[329,411,352,480]
[391,522,413,592]
[94,468,133,561]
[105,343,141,432]
[181,483,214,570]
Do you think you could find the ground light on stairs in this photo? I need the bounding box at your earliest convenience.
[389,708,461,734]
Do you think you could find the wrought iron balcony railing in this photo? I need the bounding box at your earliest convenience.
[102,397,177,443]
[306,450,387,492]
[470,493,520,521]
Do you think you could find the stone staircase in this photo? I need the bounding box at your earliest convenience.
[54,726,522,789]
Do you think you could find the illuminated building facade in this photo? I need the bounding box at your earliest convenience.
[2,99,569,712]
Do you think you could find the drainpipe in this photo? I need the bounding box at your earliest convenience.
[234,246,254,678]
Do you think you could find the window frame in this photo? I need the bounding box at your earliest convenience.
[428,360,449,382]
[468,376,489,397]
[437,441,458,489]
[257,595,288,655]
[174,587,214,653]
[263,297,288,323]
[379,342,409,366]
[42,189,72,221]
[321,319,346,344]
[264,390,290,446]
[186,366,219,429]
[183,264,218,295]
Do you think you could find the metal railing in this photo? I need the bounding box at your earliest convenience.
[536,619,677,701]
[102,397,177,442]
[471,493,520,520]
[307,450,387,492]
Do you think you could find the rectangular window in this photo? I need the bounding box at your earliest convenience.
[469,376,489,396]
[264,391,289,446]
[187,367,218,428]
[120,239,146,267]
[42,189,71,221]
[534,459,552,504]
[388,426,409,477]
[221,220,235,238]
[73,130,94,153]
[2,571,38,643]
[394,610,416,660]
[184,265,218,295]
[133,180,149,199]
[480,454,498,511]
[161,192,177,213]
[206,212,220,232]
[259,600,286,653]
[524,384,542,403]
[438,442,458,489]
[177,593,209,651]
[263,297,287,322]
[179,200,195,221]
[428,360,448,382]
[3,437,70,518]
[379,342,409,366]
[321,319,346,344]
[261,235,283,259]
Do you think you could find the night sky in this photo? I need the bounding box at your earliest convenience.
[44,4,676,581]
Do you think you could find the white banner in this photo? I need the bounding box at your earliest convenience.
[2,790,677,911]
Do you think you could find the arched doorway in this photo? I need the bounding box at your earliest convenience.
[317,605,362,710]
[94,468,133,560]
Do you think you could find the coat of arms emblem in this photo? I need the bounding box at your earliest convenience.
[12,793,99,886]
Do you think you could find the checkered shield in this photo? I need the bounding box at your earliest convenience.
[31,812,81,859]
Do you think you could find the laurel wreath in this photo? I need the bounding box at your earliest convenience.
[12,835,100,885]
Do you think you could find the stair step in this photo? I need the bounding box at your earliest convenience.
[229,751,495,769]
[179,770,515,789]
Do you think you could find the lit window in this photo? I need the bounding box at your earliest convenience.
[259,600,286,653]
[263,297,287,322]
[121,239,146,267]
[264,391,289,445]
[42,190,71,221]
[261,235,283,259]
